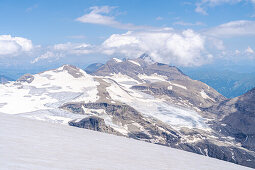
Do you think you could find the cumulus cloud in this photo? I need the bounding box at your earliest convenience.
[205,20,255,37]
[30,29,216,67]
[76,6,152,30]
[101,29,212,66]
[0,35,33,56]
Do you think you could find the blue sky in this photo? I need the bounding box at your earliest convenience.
[0,0,255,76]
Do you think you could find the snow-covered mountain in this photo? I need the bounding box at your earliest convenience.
[1,113,251,170]
[0,57,254,168]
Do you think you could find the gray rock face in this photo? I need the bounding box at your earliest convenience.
[180,142,255,168]
[208,88,255,152]
[69,116,121,135]
[61,102,180,144]
[17,73,34,83]
[59,65,84,78]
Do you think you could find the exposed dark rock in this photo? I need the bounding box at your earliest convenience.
[61,65,84,78]
[208,88,255,152]
[69,116,121,135]
[61,102,181,145]
[17,74,34,83]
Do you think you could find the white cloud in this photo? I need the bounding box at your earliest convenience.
[102,29,211,66]
[0,35,33,56]
[31,29,214,67]
[195,4,208,15]
[54,42,91,54]
[195,0,254,15]
[206,37,225,50]
[244,46,254,59]
[235,49,240,55]
[245,46,254,54]
[31,51,58,64]
[76,6,152,30]
[205,20,255,37]
[31,42,92,63]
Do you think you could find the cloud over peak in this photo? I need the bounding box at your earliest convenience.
[102,29,211,66]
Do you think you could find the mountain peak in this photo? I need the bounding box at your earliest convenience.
[139,53,155,64]
[56,64,87,78]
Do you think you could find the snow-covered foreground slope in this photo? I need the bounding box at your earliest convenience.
[0,113,251,170]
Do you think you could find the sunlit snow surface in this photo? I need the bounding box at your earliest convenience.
[0,114,251,170]
[0,66,99,123]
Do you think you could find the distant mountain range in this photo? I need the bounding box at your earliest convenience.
[84,63,104,74]
[0,75,14,84]
[182,69,255,98]
[0,55,254,168]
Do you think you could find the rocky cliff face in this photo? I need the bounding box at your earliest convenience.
[207,88,255,153]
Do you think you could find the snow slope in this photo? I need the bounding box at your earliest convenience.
[0,65,99,123]
[0,113,251,170]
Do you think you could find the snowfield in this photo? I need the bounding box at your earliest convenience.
[0,65,99,121]
[0,113,251,170]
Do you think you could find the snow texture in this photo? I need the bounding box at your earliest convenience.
[200,90,215,102]
[128,60,141,66]
[0,113,251,170]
